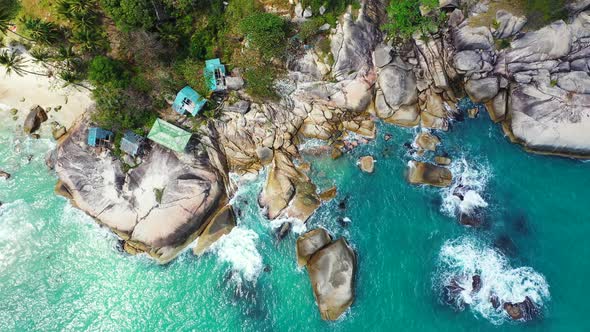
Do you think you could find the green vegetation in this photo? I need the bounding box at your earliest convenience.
[383,0,444,41]
[243,65,279,100]
[240,12,287,60]
[100,0,157,31]
[525,0,568,28]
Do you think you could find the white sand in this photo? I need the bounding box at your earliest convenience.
[0,50,94,131]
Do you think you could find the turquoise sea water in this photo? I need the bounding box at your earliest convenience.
[1,110,590,331]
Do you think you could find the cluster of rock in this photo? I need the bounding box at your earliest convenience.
[296,228,356,320]
[51,122,232,263]
[443,274,540,322]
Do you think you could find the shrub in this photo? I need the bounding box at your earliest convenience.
[243,65,278,100]
[100,0,156,31]
[240,12,287,60]
[88,55,129,87]
[299,17,326,42]
[383,0,444,41]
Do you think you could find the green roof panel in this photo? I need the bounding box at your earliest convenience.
[147,119,192,152]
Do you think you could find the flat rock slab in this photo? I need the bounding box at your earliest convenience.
[407,161,452,187]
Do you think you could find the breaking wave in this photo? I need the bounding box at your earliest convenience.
[440,158,491,217]
[434,237,550,325]
[209,227,263,284]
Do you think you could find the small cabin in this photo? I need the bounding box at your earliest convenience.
[147,118,192,152]
[87,127,114,147]
[205,58,227,92]
[172,86,206,116]
[120,130,144,157]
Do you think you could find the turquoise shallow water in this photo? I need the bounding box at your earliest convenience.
[1,110,589,331]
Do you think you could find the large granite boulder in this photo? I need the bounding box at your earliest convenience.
[55,122,227,263]
[374,57,420,126]
[258,151,320,222]
[465,76,500,103]
[493,10,527,39]
[296,228,332,266]
[307,238,356,321]
[23,105,48,134]
[193,204,236,256]
[407,161,452,187]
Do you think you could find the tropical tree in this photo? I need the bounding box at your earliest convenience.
[0,49,48,76]
[20,16,62,44]
[0,0,32,41]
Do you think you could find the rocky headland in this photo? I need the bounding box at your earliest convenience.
[45,0,590,322]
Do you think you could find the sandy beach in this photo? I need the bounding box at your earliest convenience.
[0,49,94,132]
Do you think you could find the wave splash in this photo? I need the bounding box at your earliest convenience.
[434,237,550,325]
[209,227,263,284]
[441,158,491,218]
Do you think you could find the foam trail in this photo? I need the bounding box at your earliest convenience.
[441,158,491,217]
[435,237,550,325]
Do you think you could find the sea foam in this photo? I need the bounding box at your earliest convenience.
[435,237,550,325]
[209,227,263,284]
[440,158,491,217]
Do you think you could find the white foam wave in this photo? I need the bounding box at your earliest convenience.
[435,237,550,325]
[268,216,307,234]
[209,227,263,284]
[441,158,491,217]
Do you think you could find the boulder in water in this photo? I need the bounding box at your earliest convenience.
[307,238,356,320]
[434,156,452,166]
[359,156,375,173]
[0,171,10,180]
[407,161,452,187]
[319,186,337,201]
[471,275,482,293]
[276,222,292,240]
[503,296,539,321]
[296,228,331,267]
[415,132,440,152]
[23,105,48,134]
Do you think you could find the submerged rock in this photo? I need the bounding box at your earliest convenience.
[307,238,356,321]
[407,161,452,187]
[0,170,10,180]
[296,228,332,267]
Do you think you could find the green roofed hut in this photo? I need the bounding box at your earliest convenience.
[147,118,192,152]
[120,130,144,157]
[205,58,226,92]
[172,86,206,116]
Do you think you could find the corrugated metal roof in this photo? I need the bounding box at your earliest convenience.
[147,119,192,152]
[87,127,113,147]
[205,58,226,92]
[121,130,143,156]
[172,86,206,116]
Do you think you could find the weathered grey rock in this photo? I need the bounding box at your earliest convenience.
[494,10,527,39]
[303,6,313,18]
[225,76,244,90]
[439,0,459,10]
[486,90,507,122]
[407,161,452,187]
[193,204,236,256]
[23,105,47,134]
[557,71,590,94]
[296,228,331,266]
[294,3,303,17]
[256,146,274,165]
[224,100,251,114]
[454,25,494,52]
[448,9,465,27]
[465,77,500,102]
[307,238,356,321]
[373,43,392,68]
[375,57,419,125]
[55,122,226,263]
[505,21,572,64]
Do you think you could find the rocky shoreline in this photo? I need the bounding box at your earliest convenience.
[44,0,590,322]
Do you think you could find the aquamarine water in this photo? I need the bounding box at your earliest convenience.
[1,109,589,331]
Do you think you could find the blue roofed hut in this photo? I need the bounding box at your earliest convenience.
[87,127,113,147]
[120,130,144,157]
[172,86,207,116]
[205,58,227,92]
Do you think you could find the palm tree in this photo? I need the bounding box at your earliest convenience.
[0,49,48,76]
[0,0,33,41]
